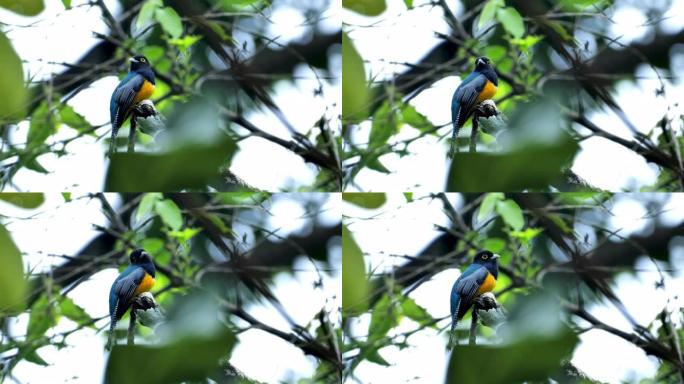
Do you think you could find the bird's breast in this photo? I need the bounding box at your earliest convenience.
[133,272,155,296]
[133,79,155,104]
[476,272,496,295]
[476,80,497,103]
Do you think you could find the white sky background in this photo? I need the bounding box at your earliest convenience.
[343,0,684,192]
[0,0,341,192]
[343,193,684,383]
[0,193,341,383]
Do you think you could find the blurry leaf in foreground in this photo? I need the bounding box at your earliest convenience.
[0,193,44,209]
[105,138,235,192]
[0,0,43,16]
[105,330,234,384]
[0,31,28,121]
[447,136,578,191]
[342,225,369,315]
[343,192,386,209]
[343,0,386,16]
[446,329,578,384]
[342,32,370,123]
[0,224,27,313]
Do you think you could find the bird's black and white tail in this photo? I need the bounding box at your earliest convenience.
[448,299,461,348]
[106,301,119,351]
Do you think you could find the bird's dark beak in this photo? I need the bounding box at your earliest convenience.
[492,254,500,260]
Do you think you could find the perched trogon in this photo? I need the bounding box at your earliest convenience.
[450,56,498,156]
[106,248,156,350]
[449,250,499,346]
[109,55,156,154]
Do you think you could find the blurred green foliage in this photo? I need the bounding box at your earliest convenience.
[446,329,578,384]
[105,330,235,384]
[105,138,236,191]
[0,0,43,16]
[342,224,368,315]
[0,32,27,121]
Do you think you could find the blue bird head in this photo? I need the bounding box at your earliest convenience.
[129,55,151,72]
[474,56,492,71]
[472,249,499,270]
[129,248,156,276]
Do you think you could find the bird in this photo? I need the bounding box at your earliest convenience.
[449,250,499,347]
[450,56,498,157]
[106,248,156,350]
[109,55,156,154]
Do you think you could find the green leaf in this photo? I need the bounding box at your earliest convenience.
[155,6,183,38]
[477,192,504,221]
[365,156,391,174]
[481,237,506,253]
[105,331,235,384]
[168,227,202,245]
[105,138,236,192]
[0,0,43,16]
[27,101,57,149]
[60,296,94,326]
[23,348,48,366]
[446,330,578,384]
[136,193,163,221]
[168,35,202,52]
[60,105,90,132]
[0,224,27,313]
[401,297,433,325]
[155,199,183,231]
[403,0,413,9]
[559,0,607,10]
[510,35,544,53]
[140,238,165,254]
[27,294,54,341]
[496,199,524,231]
[61,192,71,202]
[21,154,48,174]
[478,0,504,29]
[342,32,369,123]
[343,192,386,209]
[510,227,543,244]
[403,192,413,202]
[364,348,390,366]
[369,101,398,149]
[368,294,395,342]
[447,137,579,191]
[0,31,27,121]
[137,0,162,29]
[61,0,70,9]
[343,0,386,16]
[496,7,525,38]
[0,193,44,209]
[401,104,432,132]
[342,225,368,314]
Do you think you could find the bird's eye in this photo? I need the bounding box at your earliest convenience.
[482,254,488,260]
[140,58,146,62]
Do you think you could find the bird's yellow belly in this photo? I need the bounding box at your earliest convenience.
[133,272,155,296]
[133,80,155,104]
[476,272,496,295]
[476,80,497,103]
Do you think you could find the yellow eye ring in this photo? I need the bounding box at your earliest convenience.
[482,255,488,259]
[140,58,146,62]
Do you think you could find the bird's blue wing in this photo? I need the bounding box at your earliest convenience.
[451,73,487,129]
[450,264,489,319]
[109,73,144,128]
[108,266,145,320]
